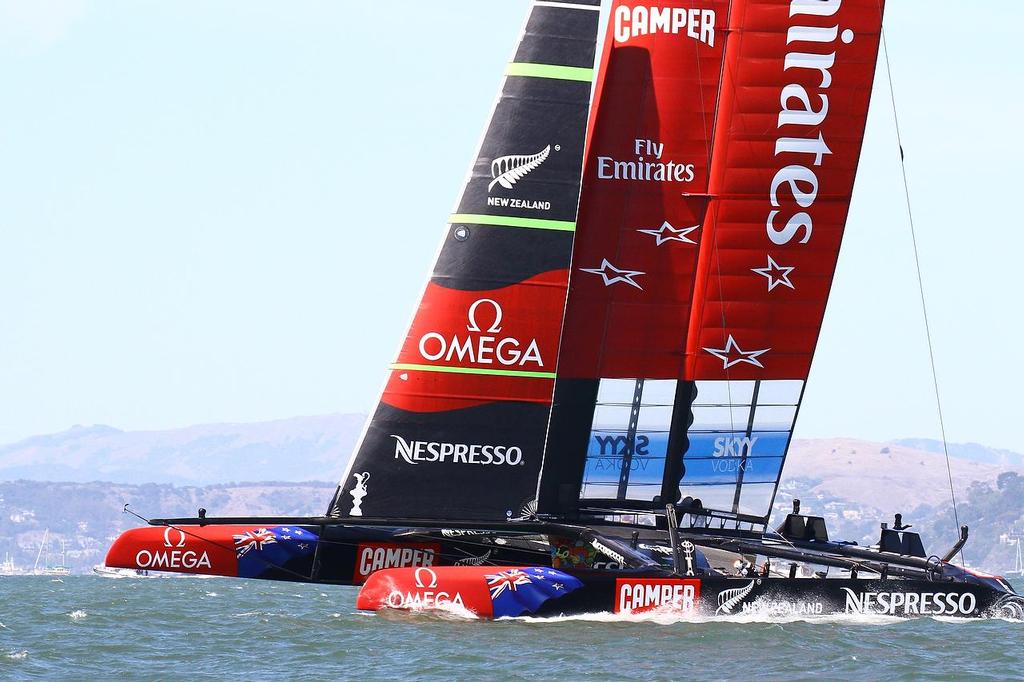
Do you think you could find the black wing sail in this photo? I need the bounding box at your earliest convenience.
[329,0,601,522]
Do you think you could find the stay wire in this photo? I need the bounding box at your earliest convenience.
[879,27,963,564]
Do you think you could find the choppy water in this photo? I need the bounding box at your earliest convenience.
[1,576,1021,680]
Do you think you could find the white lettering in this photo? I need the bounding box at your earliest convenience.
[391,435,524,467]
[614,6,716,47]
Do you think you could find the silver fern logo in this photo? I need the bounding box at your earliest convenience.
[454,550,492,567]
[488,145,555,192]
[716,580,757,615]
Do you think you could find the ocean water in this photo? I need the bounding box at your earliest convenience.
[1,576,1021,681]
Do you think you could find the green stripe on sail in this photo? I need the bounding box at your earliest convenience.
[450,213,576,232]
[392,363,556,380]
[505,62,594,82]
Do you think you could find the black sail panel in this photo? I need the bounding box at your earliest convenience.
[329,0,601,522]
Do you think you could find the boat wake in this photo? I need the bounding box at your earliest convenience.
[362,598,1024,626]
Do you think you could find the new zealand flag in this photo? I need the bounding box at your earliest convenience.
[233,526,318,579]
[484,567,583,618]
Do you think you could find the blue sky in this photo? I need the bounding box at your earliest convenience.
[1,1,1021,450]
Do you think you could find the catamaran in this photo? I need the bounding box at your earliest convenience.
[106,0,1023,620]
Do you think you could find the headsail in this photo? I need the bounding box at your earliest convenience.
[329,0,602,521]
[539,0,885,521]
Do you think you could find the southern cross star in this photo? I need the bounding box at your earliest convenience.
[580,259,646,290]
[703,335,770,369]
[751,255,795,292]
[637,221,700,246]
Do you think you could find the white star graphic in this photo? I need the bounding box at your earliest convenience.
[703,335,770,369]
[552,582,565,591]
[580,259,645,290]
[751,255,795,292]
[637,221,700,246]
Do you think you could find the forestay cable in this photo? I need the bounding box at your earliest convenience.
[878,25,963,563]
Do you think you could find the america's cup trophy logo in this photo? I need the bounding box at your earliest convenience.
[349,472,370,517]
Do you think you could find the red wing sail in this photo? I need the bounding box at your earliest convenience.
[540,0,885,520]
[329,1,602,521]
[540,0,731,510]
[680,0,885,516]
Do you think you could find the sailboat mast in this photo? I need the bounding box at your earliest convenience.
[34,529,48,572]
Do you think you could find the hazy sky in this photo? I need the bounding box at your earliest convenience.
[1,1,1021,450]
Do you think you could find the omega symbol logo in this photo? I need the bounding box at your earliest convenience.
[163,527,187,548]
[415,567,439,589]
[466,299,503,334]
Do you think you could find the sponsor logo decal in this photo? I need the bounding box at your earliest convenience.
[637,220,700,246]
[615,578,701,614]
[741,600,824,615]
[486,145,560,212]
[390,434,525,467]
[711,436,758,473]
[751,255,796,291]
[589,433,652,474]
[163,527,187,548]
[717,580,759,615]
[842,588,978,616]
[135,548,212,570]
[418,299,544,368]
[762,1,861,288]
[349,471,370,517]
[384,567,467,610]
[354,543,441,582]
[596,138,695,184]
[703,334,770,370]
[454,550,492,567]
[132,527,214,571]
[580,259,646,290]
[613,6,716,47]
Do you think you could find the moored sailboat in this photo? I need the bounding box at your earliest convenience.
[106,0,1023,620]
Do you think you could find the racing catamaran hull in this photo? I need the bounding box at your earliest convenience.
[105,516,1023,620]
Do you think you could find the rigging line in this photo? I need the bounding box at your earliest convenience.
[879,25,963,563]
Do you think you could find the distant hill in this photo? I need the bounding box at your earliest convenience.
[4,416,1023,489]
[892,438,1024,468]
[0,414,366,485]
[2,418,1023,573]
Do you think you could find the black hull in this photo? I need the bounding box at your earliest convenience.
[531,573,1024,620]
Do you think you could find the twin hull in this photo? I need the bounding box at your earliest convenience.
[105,524,1023,620]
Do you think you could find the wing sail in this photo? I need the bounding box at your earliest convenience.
[329,0,601,521]
[539,0,886,522]
[680,0,885,518]
[539,0,731,513]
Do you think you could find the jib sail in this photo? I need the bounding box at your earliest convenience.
[539,0,885,522]
[328,0,602,521]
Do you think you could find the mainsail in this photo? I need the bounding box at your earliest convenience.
[539,0,885,521]
[329,0,602,521]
